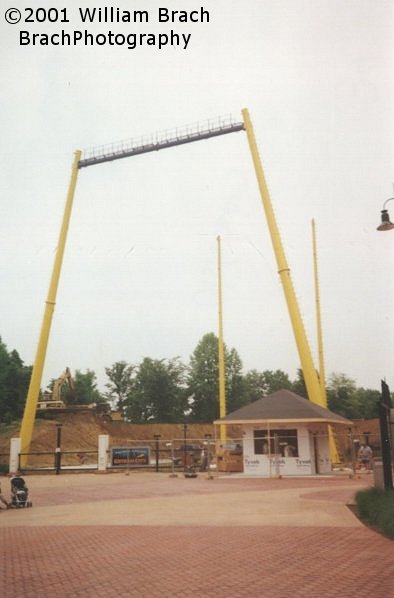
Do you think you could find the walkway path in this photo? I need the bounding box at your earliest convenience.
[0,473,392,597]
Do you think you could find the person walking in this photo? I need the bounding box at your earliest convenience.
[358,443,373,471]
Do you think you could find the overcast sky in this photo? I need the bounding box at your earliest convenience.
[1,0,393,394]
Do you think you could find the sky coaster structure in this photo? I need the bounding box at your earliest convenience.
[19,109,333,465]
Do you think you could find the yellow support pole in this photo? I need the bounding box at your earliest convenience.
[312,219,340,462]
[19,150,81,464]
[242,108,324,408]
[217,235,227,441]
[312,219,326,402]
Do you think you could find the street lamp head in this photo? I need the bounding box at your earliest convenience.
[377,198,394,231]
[377,209,394,231]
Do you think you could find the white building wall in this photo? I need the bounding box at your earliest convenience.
[9,437,21,473]
[242,424,329,476]
[98,434,109,471]
[317,435,331,474]
[243,428,270,476]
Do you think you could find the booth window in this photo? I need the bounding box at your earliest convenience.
[254,429,298,457]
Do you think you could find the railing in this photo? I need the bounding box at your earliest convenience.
[18,450,99,473]
[5,431,389,476]
[79,114,244,168]
[107,437,217,475]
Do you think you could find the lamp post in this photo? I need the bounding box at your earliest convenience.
[376,194,393,488]
[183,423,188,470]
[377,197,394,231]
[154,434,161,473]
[55,423,62,475]
[379,381,393,491]
[204,433,213,478]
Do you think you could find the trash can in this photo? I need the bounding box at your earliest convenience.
[373,461,384,489]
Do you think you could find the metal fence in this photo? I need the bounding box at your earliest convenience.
[7,437,219,475]
[334,431,382,470]
[15,450,99,474]
[107,437,216,474]
[1,429,390,475]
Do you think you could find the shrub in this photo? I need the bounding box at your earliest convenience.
[355,488,394,539]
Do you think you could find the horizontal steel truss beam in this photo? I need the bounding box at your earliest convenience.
[78,122,245,169]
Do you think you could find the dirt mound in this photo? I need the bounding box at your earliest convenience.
[0,413,239,455]
[1,414,379,458]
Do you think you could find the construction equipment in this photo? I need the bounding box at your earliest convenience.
[37,367,75,410]
[216,442,243,472]
[36,368,118,422]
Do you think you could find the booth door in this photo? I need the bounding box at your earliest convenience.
[313,435,320,474]
[312,434,331,474]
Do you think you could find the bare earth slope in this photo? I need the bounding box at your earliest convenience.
[0,413,221,455]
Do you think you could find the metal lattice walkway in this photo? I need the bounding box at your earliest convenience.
[78,114,245,168]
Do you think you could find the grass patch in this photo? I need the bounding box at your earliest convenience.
[355,487,394,539]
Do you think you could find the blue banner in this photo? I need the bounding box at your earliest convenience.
[111,447,150,467]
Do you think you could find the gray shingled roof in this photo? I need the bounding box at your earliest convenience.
[214,389,353,425]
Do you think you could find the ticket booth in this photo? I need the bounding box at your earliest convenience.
[214,389,352,477]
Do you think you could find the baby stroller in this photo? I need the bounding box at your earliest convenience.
[10,475,32,508]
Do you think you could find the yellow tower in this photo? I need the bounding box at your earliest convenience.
[312,219,339,462]
[242,109,324,408]
[19,151,81,463]
[312,219,327,402]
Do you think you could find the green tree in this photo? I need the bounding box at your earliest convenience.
[327,375,381,420]
[104,361,135,411]
[262,369,293,395]
[0,338,31,423]
[242,369,293,404]
[225,348,246,412]
[188,333,218,422]
[327,373,357,418]
[292,368,307,398]
[351,388,380,419]
[124,357,187,423]
[187,332,244,422]
[242,370,266,404]
[73,369,103,405]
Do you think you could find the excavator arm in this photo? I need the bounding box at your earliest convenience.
[52,367,76,404]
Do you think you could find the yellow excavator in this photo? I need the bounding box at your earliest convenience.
[36,369,117,420]
[37,367,75,410]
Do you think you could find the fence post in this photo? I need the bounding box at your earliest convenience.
[9,437,21,473]
[168,441,177,478]
[54,423,62,475]
[379,380,393,490]
[98,435,109,471]
[154,435,161,472]
[205,433,214,479]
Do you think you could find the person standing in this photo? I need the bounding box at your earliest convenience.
[358,443,373,471]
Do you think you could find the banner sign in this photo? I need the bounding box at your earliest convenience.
[111,447,150,467]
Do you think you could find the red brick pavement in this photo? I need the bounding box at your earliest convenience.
[5,473,368,506]
[1,525,393,597]
[0,474,393,597]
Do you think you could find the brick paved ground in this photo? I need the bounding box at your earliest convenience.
[0,473,393,597]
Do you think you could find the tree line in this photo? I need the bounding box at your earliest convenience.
[0,333,382,424]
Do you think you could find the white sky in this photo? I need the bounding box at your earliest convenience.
[0,0,393,393]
